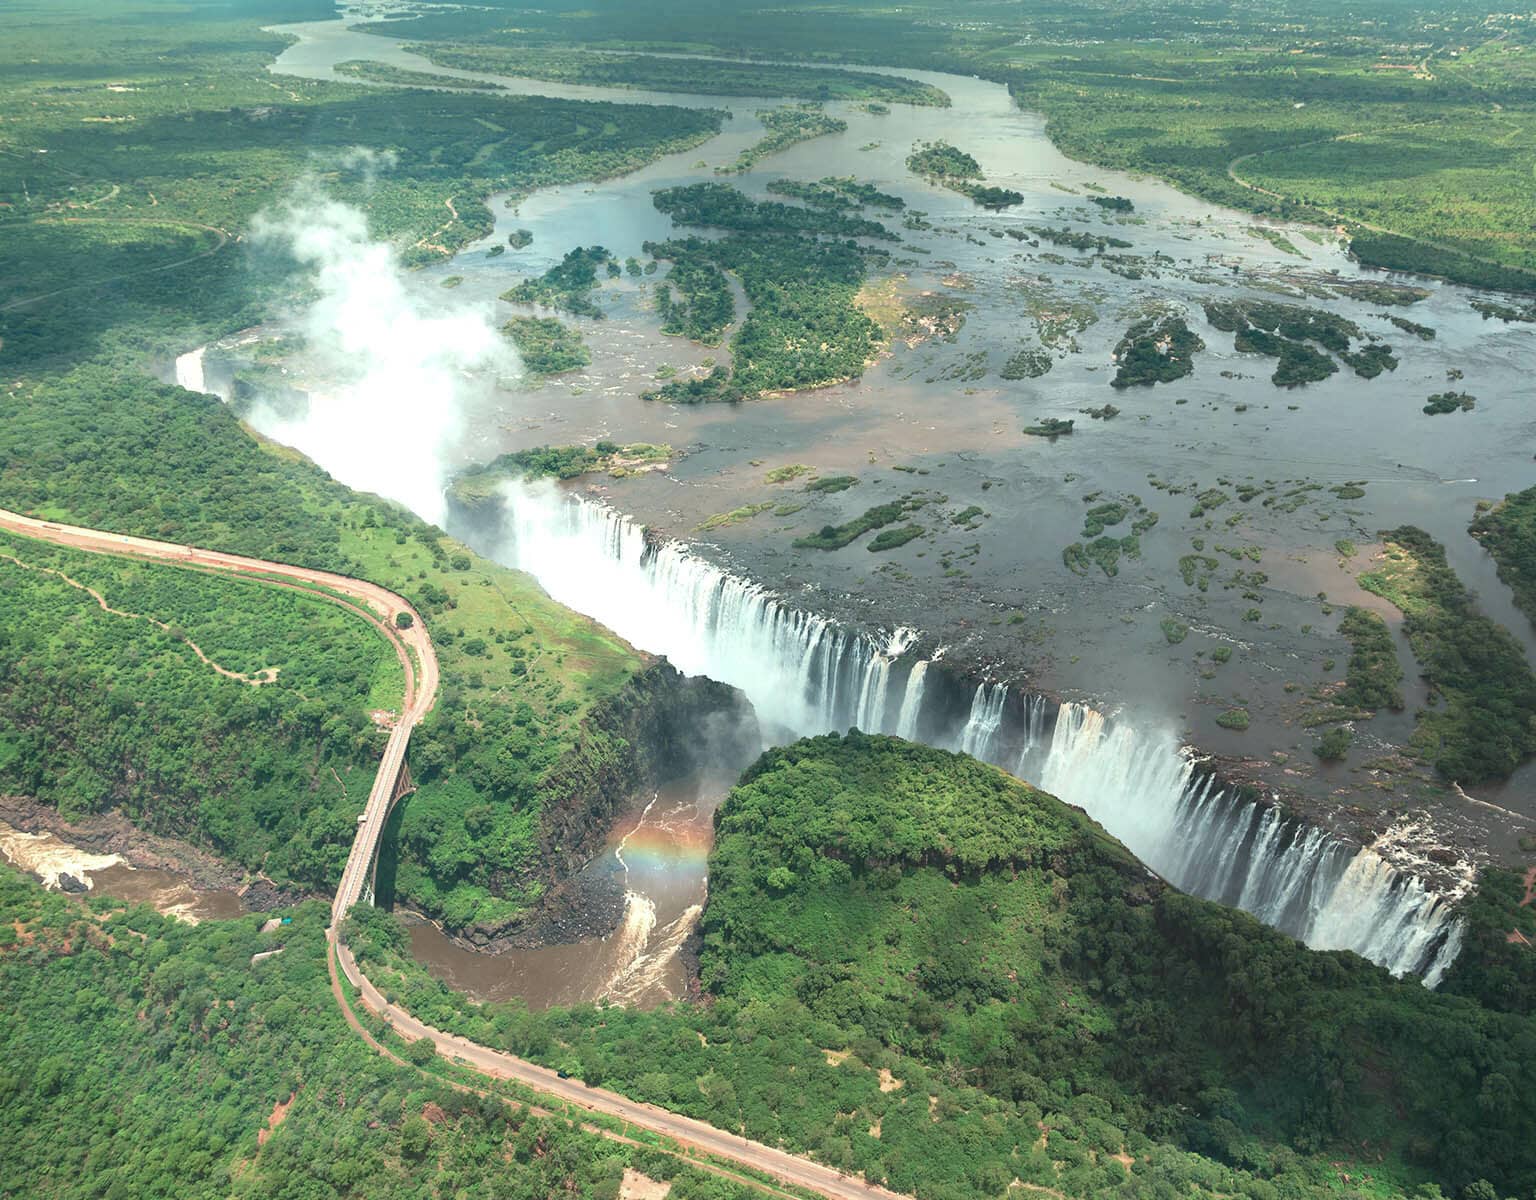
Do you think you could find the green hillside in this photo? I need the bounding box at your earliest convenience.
[0,367,645,932]
[0,866,766,1200]
[356,733,1536,1200]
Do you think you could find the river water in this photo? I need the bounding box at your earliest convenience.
[266,10,1536,785]
[406,773,729,1008]
[0,819,245,923]
[227,10,1536,999]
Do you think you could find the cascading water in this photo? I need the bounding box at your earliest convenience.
[893,662,929,741]
[487,481,908,734]
[1019,701,1464,986]
[174,346,208,394]
[957,682,1008,760]
[470,481,1464,984]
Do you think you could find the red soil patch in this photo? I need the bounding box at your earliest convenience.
[257,1091,296,1147]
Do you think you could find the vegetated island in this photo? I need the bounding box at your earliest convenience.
[1205,299,1396,387]
[1110,314,1204,388]
[1360,525,1536,783]
[333,59,506,90]
[1422,390,1475,415]
[1470,484,1536,628]
[501,246,616,318]
[639,183,891,400]
[503,315,591,376]
[403,43,950,106]
[718,106,848,174]
[907,140,1023,210]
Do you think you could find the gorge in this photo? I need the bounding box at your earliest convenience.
[446,481,1465,985]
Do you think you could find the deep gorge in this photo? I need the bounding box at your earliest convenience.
[448,480,1466,985]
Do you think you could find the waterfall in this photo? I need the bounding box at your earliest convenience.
[175,346,208,394]
[488,481,906,734]
[474,482,1464,983]
[1018,695,1462,981]
[893,662,929,740]
[955,682,1008,760]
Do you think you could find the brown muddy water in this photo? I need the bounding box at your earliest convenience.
[406,772,730,1009]
[0,819,245,922]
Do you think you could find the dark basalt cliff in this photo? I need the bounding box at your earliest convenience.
[450,660,758,951]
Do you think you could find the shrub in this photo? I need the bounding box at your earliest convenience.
[1315,726,1352,761]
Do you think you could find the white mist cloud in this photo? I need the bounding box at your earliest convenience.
[247,185,515,525]
[327,145,399,185]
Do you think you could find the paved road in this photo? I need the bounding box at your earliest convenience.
[0,506,902,1200]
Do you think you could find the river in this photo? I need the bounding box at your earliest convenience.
[211,6,1536,997]
[407,772,730,1009]
[0,818,246,923]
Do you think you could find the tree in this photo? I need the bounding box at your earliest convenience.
[395,611,414,629]
[400,1114,431,1159]
[405,1037,437,1066]
[1314,726,1351,761]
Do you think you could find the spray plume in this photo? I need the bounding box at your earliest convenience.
[248,184,514,524]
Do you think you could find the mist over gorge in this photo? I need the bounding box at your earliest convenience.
[245,186,518,524]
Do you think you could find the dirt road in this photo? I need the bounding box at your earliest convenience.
[337,941,905,1200]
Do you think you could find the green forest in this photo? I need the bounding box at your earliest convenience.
[0,866,773,1200]
[0,0,722,368]
[0,532,393,891]
[352,734,1536,1200]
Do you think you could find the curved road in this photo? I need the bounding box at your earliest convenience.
[0,216,234,313]
[0,507,904,1200]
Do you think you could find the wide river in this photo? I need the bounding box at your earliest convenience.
[215,7,1536,1002]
